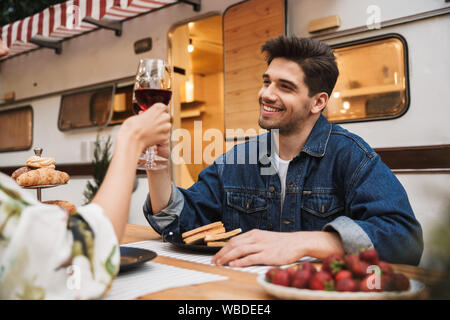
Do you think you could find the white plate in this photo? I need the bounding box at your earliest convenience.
[257,274,426,300]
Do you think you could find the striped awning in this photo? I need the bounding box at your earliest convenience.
[0,0,179,59]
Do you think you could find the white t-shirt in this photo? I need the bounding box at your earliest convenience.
[273,152,291,210]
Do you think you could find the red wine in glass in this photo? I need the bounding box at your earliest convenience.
[132,101,141,115]
[134,88,172,112]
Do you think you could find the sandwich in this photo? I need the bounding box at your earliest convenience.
[182,221,242,247]
[205,228,242,246]
[182,221,225,245]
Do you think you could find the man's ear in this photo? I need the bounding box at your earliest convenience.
[311,92,329,114]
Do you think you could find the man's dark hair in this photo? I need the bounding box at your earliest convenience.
[261,35,339,97]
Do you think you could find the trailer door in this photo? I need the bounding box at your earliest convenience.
[223,0,286,144]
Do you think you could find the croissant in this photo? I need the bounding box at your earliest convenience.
[25,156,56,169]
[11,166,30,180]
[16,168,70,187]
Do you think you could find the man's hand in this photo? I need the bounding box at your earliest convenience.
[137,105,171,159]
[211,229,306,267]
[125,103,171,153]
[154,142,170,160]
[211,229,345,267]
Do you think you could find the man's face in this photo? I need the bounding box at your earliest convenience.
[258,57,315,135]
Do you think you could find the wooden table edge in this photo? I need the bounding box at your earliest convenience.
[120,224,446,300]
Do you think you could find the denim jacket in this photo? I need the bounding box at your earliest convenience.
[144,115,423,265]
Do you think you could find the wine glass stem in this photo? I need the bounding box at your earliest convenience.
[147,146,156,169]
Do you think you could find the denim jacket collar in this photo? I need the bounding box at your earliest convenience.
[301,114,332,158]
[258,114,332,164]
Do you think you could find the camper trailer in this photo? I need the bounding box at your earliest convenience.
[0,0,449,269]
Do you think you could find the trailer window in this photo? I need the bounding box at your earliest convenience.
[109,84,134,125]
[58,86,113,131]
[0,106,33,152]
[324,35,409,122]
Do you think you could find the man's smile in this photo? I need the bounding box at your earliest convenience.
[260,101,285,115]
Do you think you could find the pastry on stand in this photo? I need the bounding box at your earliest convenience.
[11,147,70,201]
[42,200,77,215]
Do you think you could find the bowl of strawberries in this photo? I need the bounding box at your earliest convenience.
[258,249,426,300]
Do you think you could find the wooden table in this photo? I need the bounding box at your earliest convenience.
[120,224,445,300]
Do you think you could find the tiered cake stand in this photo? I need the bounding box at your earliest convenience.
[22,147,66,202]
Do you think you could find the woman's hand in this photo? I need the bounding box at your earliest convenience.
[119,103,171,153]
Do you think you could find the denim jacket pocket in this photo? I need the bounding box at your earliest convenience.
[301,190,344,229]
[225,191,267,229]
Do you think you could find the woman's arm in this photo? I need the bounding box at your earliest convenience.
[92,103,171,241]
[0,84,170,300]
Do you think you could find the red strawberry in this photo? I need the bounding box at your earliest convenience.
[334,270,353,281]
[291,268,312,289]
[344,254,360,270]
[392,273,410,291]
[292,262,316,289]
[299,261,317,274]
[286,265,299,282]
[265,267,280,283]
[378,261,394,275]
[359,248,379,265]
[271,269,291,287]
[321,253,344,275]
[351,260,370,279]
[382,274,394,291]
[360,273,392,292]
[360,274,382,292]
[336,278,359,292]
[308,271,335,291]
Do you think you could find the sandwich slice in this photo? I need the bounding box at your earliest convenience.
[206,241,230,247]
[204,228,242,243]
[182,221,225,245]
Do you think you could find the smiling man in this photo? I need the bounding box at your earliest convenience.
[144,35,423,267]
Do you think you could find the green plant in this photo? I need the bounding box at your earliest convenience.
[83,134,112,204]
[428,204,450,299]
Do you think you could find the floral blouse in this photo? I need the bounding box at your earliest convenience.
[0,173,119,299]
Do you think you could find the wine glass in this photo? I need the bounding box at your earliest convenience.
[133,58,172,170]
